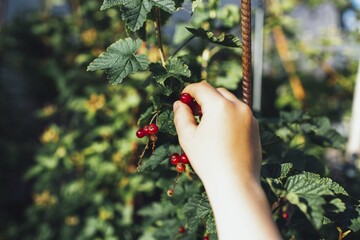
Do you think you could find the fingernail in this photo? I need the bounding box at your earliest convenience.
[173,101,180,112]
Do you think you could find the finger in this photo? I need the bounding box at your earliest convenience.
[173,101,197,142]
[216,88,240,103]
[182,81,223,109]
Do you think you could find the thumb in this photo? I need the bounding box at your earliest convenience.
[173,101,197,144]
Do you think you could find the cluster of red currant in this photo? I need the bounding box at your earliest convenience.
[166,153,190,197]
[169,152,189,172]
[136,123,159,139]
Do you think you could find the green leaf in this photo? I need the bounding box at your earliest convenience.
[100,0,124,10]
[87,38,149,84]
[350,207,360,232]
[138,144,169,171]
[184,194,202,232]
[206,215,217,234]
[197,193,212,219]
[284,172,348,229]
[138,144,180,171]
[120,0,175,31]
[186,27,241,48]
[329,198,346,213]
[184,193,214,233]
[121,0,152,31]
[151,58,190,96]
[286,173,335,196]
[280,163,293,179]
[157,110,177,135]
[150,0,176,13]
[317,176,348,195]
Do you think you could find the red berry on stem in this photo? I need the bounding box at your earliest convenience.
[147,123,159,135]
[282,212,289,220]
[178,226,186,234]
[167,189,174,197]
[180,93,194,105]
[136,128,147,138]
[170,153,181,165]
[180,153,189,164]
[203,235,210,240]
[143,125,150,134]
[176,163,185,172]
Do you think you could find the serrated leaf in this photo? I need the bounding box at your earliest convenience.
[150,0,176,13]
[151,58,190,96]
[206,215,217,234]
[184,193,214,233]
[329,198,346,213]
[350,207,360,232]
[121,0,152,31]
[184,194,202,232]
[317,176,348,195]
[285,173,334,196]
[100,0,124,10]
[284,172,348,229]
[197,193,211,219]
[157,110,177,135]
[280,163,293,179]
[138,144,170,171]
[186,27,241,48]
[87,38,149,84]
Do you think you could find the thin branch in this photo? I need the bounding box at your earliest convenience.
[154,8,166,66]
[170,35,196,58]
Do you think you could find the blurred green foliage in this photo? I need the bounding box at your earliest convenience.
[0,0,359,239]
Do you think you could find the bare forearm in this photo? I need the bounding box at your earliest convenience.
[203,171,281,240]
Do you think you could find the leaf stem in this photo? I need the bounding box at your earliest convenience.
[170,35,196,58]
[154,8,166,66]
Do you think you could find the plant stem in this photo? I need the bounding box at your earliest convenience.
[170,35,196,58]
[154,8,166,66]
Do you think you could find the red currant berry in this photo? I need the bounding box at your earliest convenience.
[180,93,193,105]
[170,153,181,165]
[136,128,147,138]
[178,226,186,234]
[176,163,185,173]
[282,212,289,220]
[203,235,210,240]
[167,189,174,197]
[180,153,189,164]
[143,125,150,134]
[147,123,159,135]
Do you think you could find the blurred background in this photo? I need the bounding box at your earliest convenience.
[0,0,359,239]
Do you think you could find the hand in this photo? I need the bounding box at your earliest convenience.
[173,82,281,240]
[173,81,261,185]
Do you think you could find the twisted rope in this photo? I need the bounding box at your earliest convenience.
[241,0,252,108]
